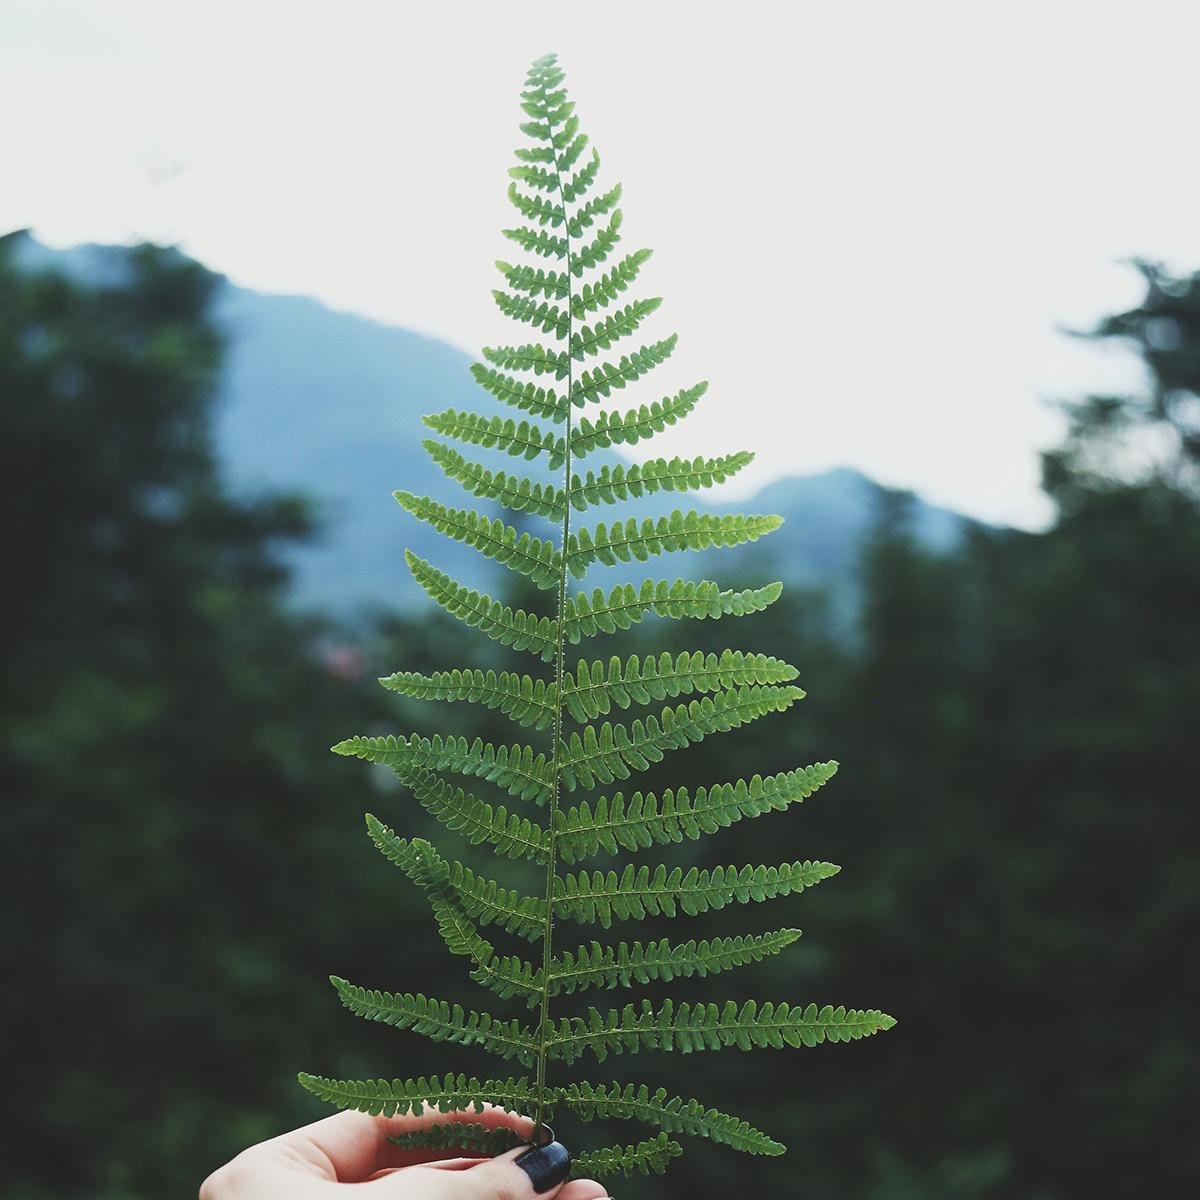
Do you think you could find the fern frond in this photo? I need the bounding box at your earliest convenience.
[557,860,838,927]
[569,248,649,319]
[571,383,705,455]
[313,51,892,1168]
[388,1123,527,1155]
[406,771,547,863]
[394,493,562,589]
[423,409,564,462]
[423,442,565,522]
[570,298,662,360]
[549,930,802,996]
[568,331,681,405]
[567,184,623,240]
[565,511,782,578]
[558,1080,784,1155]
[331,977,537,1064]
[481,341,569,378]
[505,184,566,229]
[569,1133,683,1178]
[439,859,549,941]
[570,334,678,404]
[568,452,753,511]
[562,578,783,643]
[554,764,839,863]
[361,820,535,994]
[555,133,589,174]
[381,666,558,731]
[333,733,553,804]
[405,552,556,659]
[572,210,623,275]
[470,362,567,421]
[495,261,570,301]
[561,649,799,722]
[297,1071,541,1118]
[372,767,548,863]
[546,998,897,1063]
[561,149,601,204]
[492,288,570,338]
[556,686,805,791]
[367,824,546,941]
[500,224,569,261]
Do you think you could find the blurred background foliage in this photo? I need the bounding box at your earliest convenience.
[1,233,1196,1198]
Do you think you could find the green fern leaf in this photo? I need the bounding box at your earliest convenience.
[570,298,662,360]
[557,1080,783,1155]
[557,860,838,927]
[565,511,782,577]
[394,493,562,588]
[562,578,783,643]
[500,224,569,261]
[567,184,623,240]
[561,649,800,722]
[389,769,548,864]
[422,442,565,521]
[381,666,558,731]
[422,408,564,461]
[405,552,556,659]
[571,382,707,455]
[554,763,839,863]
[548,930,802,996]
[297,1071,542,1118]
[331,977,537,1064]
[494,261,570,301]
[481,341,569,378]
[568,451,753,510]
[561,150,602,204]
[388,1123,526,1155]
[505,183,566,229]
[470,362,567,421]
[570,334,678,404]
[332,732,553,803]
[492,288,570,338]
[309,51,892,1170]
[556,686,805,791]
[569,1133,683,1178]
[569,209,622,277]
[546,998,896,1063]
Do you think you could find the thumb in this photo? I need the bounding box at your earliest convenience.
[463,1137,573,1200]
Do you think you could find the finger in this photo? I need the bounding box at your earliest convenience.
[452,1138,578,1200]
[555,1180,611,1200]
[266,1106,535,1181]
[380,1109,536,1170]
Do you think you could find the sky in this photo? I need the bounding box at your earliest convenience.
[4,0,1199,528]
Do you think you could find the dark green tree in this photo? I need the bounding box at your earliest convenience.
[0,232,400,1199]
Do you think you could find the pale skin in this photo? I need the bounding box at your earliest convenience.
[199,1106,610,1200]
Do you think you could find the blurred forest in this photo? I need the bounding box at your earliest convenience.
[2,231,1196,1198]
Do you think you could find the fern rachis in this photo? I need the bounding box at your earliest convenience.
[300,53,893,1181]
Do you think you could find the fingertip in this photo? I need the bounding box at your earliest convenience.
[512,1138,572,1194]
[556,1179,611,1200]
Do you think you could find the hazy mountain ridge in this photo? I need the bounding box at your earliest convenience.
[17,235,973,615]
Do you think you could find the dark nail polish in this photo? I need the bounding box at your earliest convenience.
[514,1138,571,1193]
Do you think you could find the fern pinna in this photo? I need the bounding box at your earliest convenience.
[299,52,894,1180]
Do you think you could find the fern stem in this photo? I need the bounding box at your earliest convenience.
[532,88,575,1140]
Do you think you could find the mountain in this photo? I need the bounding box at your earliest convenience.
[13,235,972,616]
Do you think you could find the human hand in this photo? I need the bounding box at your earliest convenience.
[199,1107,610,1200]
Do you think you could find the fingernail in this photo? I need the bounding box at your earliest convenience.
[514,1139,571,1193]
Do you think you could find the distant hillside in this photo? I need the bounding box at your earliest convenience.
[15,235,973,617]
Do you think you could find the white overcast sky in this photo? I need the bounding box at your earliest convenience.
[5,0,1199,527]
